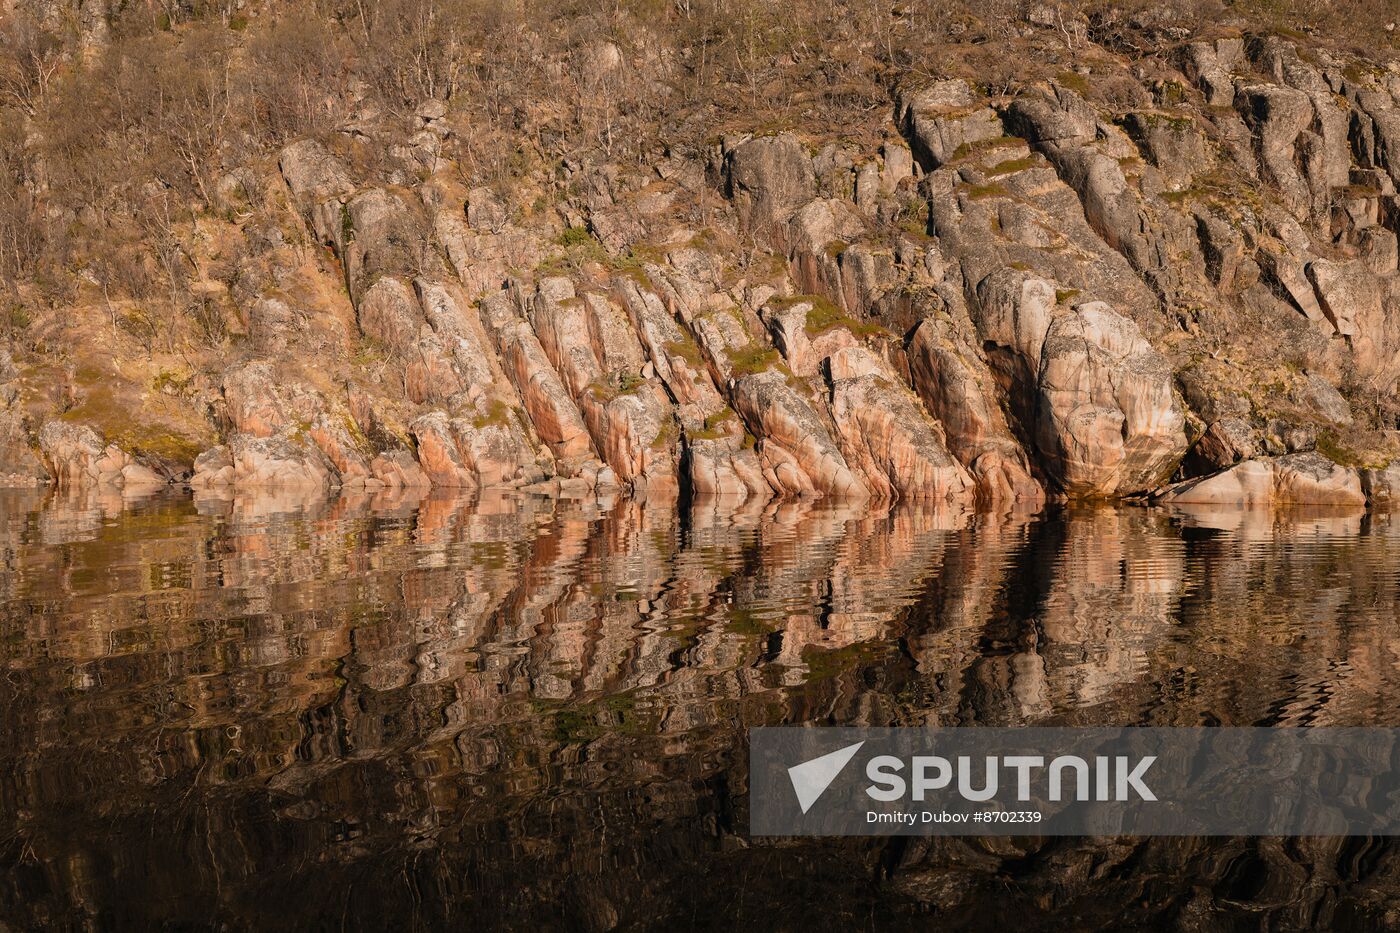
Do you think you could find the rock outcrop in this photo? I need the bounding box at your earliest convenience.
[826,347,974,500]
[38,422,165,491]
[190,435,340,493]
[1160,453,1366,507]
[11,19,1400,514]
[1035,303,1186,497]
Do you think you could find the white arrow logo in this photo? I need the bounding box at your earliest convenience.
[787,741,865,814]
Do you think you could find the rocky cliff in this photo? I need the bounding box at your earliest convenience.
[5,3,1400,509]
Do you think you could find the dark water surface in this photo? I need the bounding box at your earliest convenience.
[3,488,1400,930]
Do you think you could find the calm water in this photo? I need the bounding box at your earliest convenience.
[3,488,1400,930]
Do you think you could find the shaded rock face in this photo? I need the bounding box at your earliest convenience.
[906,316,1043,503]
[279,139,353,202]
[337,188,436,303]
[1122,112,1209,191]
[1238,85,1315,218]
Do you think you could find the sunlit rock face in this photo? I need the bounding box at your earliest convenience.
[3,489,1400,928]
[21,32,1400,509]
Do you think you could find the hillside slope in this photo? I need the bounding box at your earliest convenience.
[3,1,1400,508]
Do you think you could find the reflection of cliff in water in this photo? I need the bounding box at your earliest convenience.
[2,488,1400,930]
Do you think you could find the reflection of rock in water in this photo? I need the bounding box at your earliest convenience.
[2,489,1400,929]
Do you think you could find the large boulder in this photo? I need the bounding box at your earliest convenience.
[189,434,339,492]
[278,139,353,201]
[725,133,816,231]
[898,80,1006,167]
[1162,453,1364,507]
[1192,417,1260,470]
[1035,303,1186,496]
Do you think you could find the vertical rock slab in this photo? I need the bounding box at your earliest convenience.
[615,278,727,420]
[825,347,974,501]
[527,280,677,494]
[478,291,597,468]
[906,314,1043,502]
[614,279,769,501]
[409,411,476,488]
[730,370,868,499]
[1036,303,1186,496]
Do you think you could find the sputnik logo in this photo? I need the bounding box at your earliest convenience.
[787,741,865,814]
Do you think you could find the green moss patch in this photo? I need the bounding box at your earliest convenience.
[470,398,511,430]
[986,156,1038,176]
[663,336,707,369]
[964,182,1010,201]
[726,341,784,376]
[947,136,1024,163]
[689,406,737,441]
[768,294,887,340]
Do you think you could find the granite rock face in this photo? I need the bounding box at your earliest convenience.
[1035,303,1186,497]
[190,435,340,493]
[15,25,1400,512]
